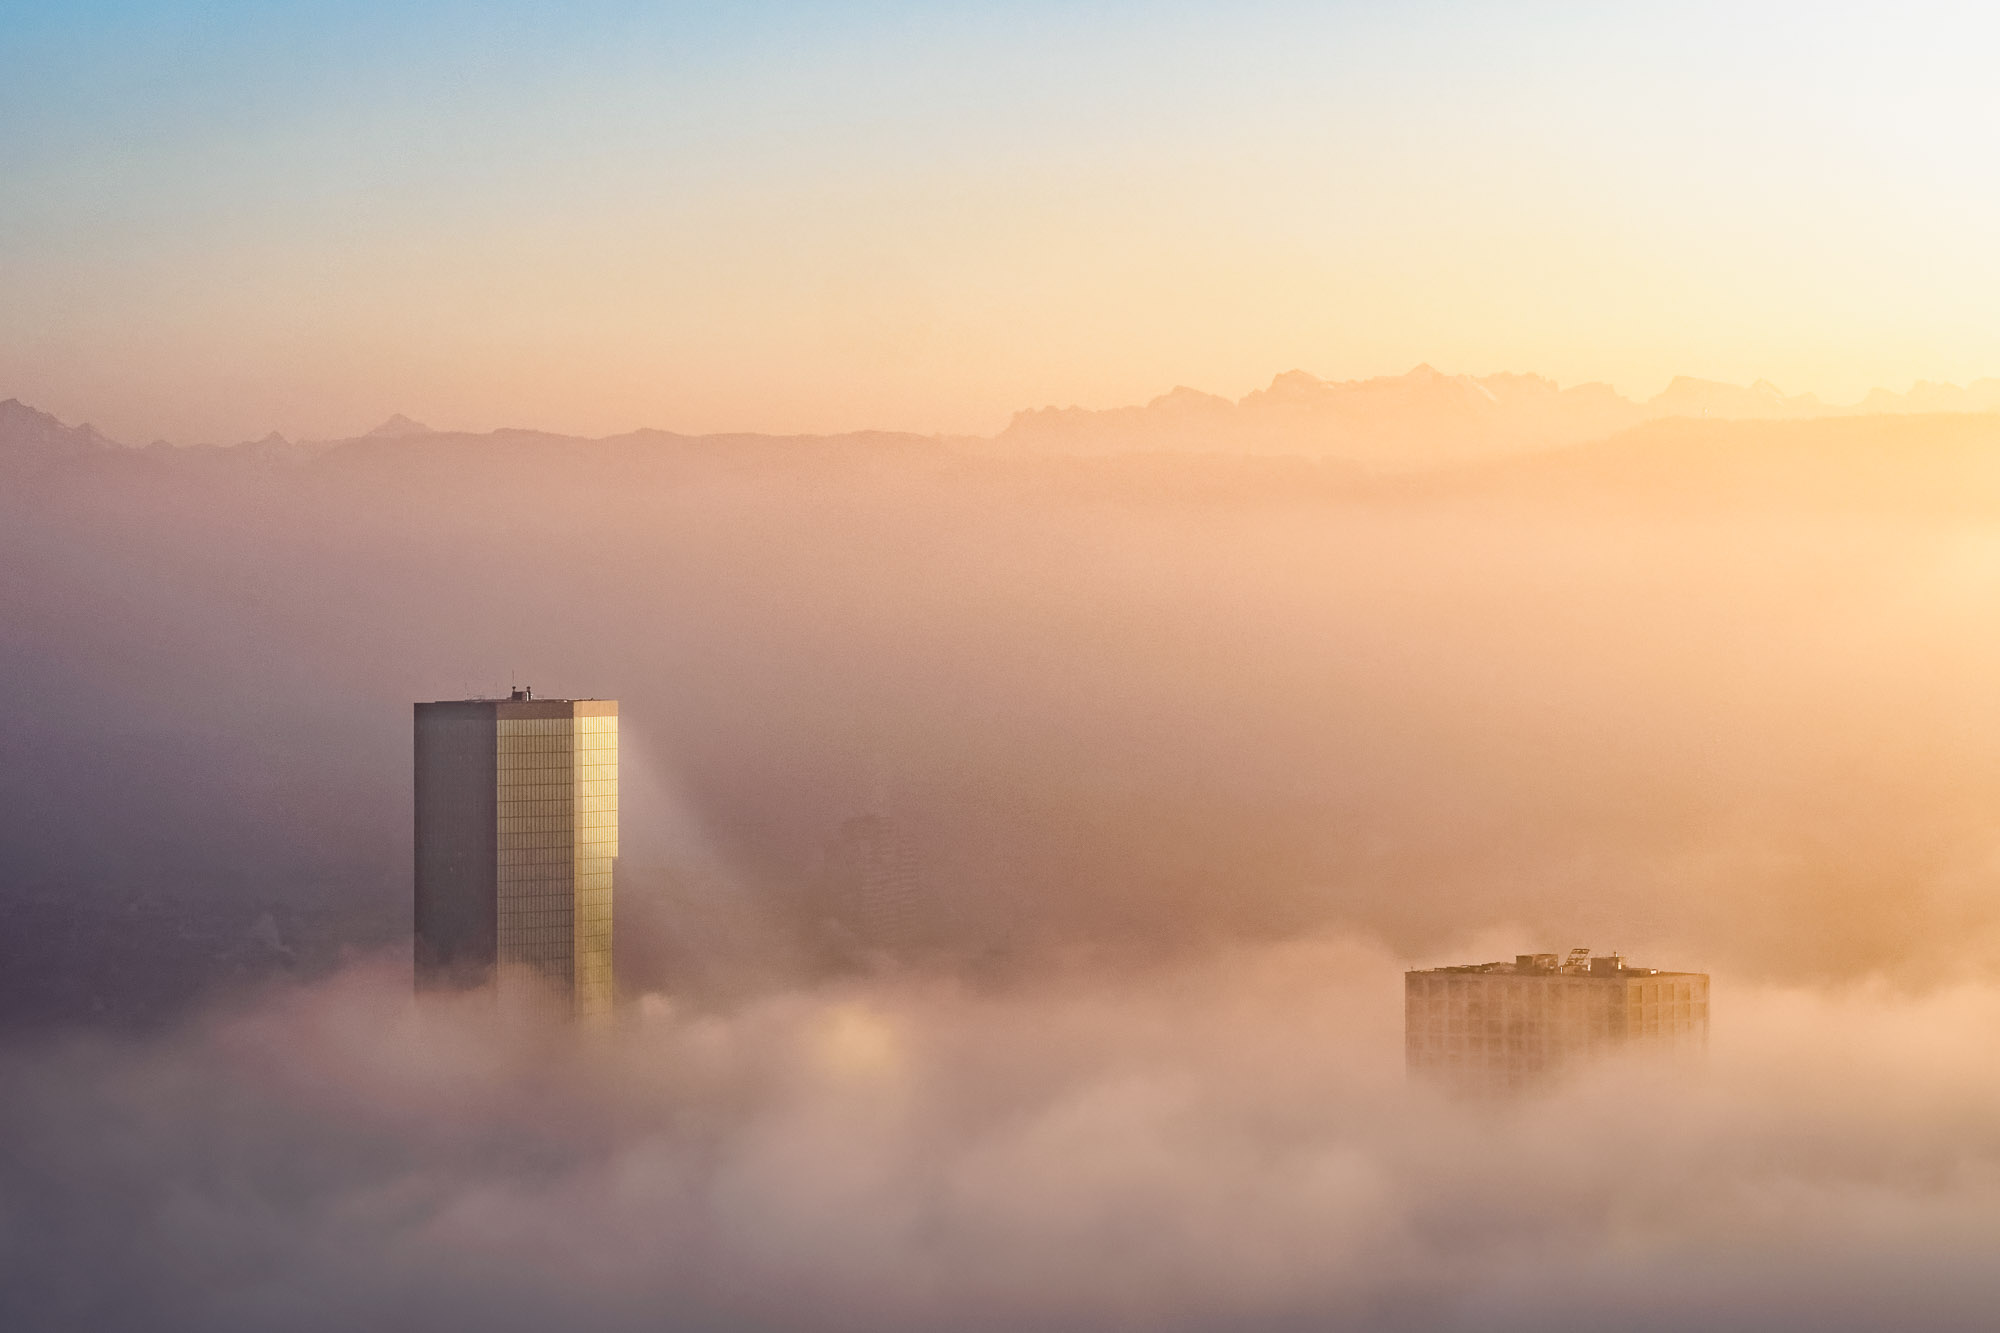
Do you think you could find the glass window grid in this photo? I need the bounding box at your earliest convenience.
[486,714,616,1013]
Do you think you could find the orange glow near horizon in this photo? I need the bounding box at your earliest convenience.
[6,4,2000,442]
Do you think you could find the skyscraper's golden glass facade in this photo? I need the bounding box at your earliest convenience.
[417,695,616,1018]
[571,708,617,1018]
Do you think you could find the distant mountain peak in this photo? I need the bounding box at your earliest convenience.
[1146,385,1234,413]
[365,414,433,438]
[2,397,60,428]
[0,397,118,459]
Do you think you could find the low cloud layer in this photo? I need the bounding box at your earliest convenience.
[5,941,2000,1332]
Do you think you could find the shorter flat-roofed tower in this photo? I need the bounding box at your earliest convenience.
[414,690,616,1018]
[1405,951,1707,1092]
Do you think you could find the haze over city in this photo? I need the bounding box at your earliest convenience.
[8,4,2000,1331]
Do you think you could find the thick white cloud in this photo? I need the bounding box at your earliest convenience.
[7,941,2000,1331]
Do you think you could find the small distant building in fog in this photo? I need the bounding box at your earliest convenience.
[816,813,923,960]
[414,689,616,1019]
[1405,949,1708,1092]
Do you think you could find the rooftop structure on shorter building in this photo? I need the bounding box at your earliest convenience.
[1405,949,1708,1092]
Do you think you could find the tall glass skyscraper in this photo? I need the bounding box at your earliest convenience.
[414,691,616,1018]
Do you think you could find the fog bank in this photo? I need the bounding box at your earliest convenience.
[10,409,2000,1026]
[4,941,1999,1332]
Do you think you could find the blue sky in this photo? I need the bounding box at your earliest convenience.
[5,2,2000,440]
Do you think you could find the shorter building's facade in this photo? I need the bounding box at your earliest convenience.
[1405,950,1708,1091]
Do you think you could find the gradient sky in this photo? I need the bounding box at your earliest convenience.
[5,1,2000,442]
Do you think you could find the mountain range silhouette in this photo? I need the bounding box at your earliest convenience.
[9,366,2000,470]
